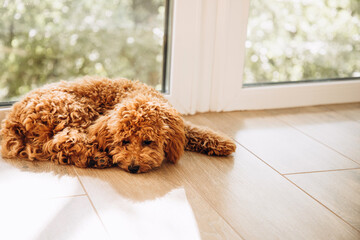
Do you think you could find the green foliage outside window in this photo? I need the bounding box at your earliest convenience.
[244,0,360,84]
[0,0,165,101]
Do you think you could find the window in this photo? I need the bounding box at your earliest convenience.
[0,0,170,103]
[167,0,360,114]
[2,0,359,113]
[244,0,360,85]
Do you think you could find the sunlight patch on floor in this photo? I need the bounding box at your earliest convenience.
[92,182,201,240]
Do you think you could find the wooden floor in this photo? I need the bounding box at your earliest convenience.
[1,103,360,240]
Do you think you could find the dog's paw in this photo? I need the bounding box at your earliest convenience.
[208,139,236,156]
[89,152,112,168]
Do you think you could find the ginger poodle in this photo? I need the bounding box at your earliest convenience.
[1,77,236,173]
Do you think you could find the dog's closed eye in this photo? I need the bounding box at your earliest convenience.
[142,140,153,146]
[122,140,130,145]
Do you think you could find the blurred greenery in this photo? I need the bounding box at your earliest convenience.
[244,0,360,84]
[0,0,165,101]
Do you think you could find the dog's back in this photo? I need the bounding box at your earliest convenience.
[0,77,162,161]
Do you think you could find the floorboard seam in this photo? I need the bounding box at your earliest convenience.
[284,168,360,175]
[176,167,247,240]
[48,194,87,200]
[284,175,360,234]
[271,113,360,166]
[233,140,360,234]
[73,167,111,239]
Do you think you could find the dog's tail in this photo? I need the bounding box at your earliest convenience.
[184,121,236,156]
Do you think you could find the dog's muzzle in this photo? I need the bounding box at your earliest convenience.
[128,164,140,173]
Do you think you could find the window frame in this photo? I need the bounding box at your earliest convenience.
[166,0,360,115]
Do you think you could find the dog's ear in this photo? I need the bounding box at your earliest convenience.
[161,108,186,163]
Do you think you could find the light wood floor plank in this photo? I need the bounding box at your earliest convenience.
[0,157,85,199]
[325,103,360,122]
[172,139,360,239]
[75,166,242,240]
[0,196,109,240]
[271,106,360,164]
[0,158,108,240]
[185,111,359,174]
[287,169,360,232]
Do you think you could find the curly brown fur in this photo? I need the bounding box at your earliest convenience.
[1,77,235,173]
[184,121,236,156]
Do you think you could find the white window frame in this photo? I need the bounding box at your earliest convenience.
[166,0,360,115]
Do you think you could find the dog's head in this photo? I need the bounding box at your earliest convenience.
[89,96,185,173]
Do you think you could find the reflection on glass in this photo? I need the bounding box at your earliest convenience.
[0,0,167,102]
[243,0,360,84]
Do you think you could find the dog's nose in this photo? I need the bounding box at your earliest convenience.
[128,165,140,174]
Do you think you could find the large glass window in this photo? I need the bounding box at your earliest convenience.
[243,0,360,85]
[0,0,170,103]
